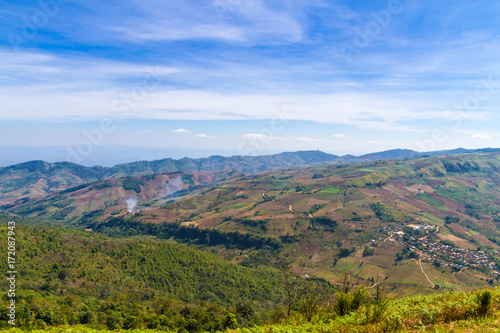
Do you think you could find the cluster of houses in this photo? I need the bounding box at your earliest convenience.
[378,224,499,273]
[419,240,496,271]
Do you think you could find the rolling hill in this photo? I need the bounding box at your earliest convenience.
[1,171,242,223]
[96,151,500,297]
[0,222,293,330]
[2,148,495,207]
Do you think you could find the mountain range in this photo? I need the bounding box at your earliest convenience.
[1,147,498,206]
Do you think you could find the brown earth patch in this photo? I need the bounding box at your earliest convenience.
[406,185,435,194]
[181,221,199,226]
[428,193,465,211]
[307,198,330,206]
[298,237,321,257]
[428,179,445,186]
[327,178,345,185]
[452,177,476,187]
[381,183,408,198]
[448,223,499,249]
[436,233,476,250]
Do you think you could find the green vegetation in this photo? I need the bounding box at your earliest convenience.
[445,215,460,224]
[319,187,340,194]
[370,202,395,222]
[362,246,374,257]
[309,204,326,214]
[226,287,500,333]
[121,177,144,193]
[94,216,282,250]
[0,223,287,330]
[442,160,481,173]
[309,217,337,232]
[3,151,500,331]
[414,192,448,210]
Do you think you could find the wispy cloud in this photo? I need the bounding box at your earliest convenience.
[195,133,214,138]
[471,134,492,140]
[333,134,347,138]
[242,133,286,140]
[48,0,303,45]
[296,137,324,142]
[172,129,191,133]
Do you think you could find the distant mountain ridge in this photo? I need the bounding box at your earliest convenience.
[0,147,498,205]
[3,147,498,175]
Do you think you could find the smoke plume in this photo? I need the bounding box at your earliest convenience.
[126,197,137,213]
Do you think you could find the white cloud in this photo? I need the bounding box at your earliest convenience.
[241,133,285,141]
[471,134,492,139]
[74,0,303,45]
[242,133,268,140]
[333,134,346,138]
[172,129,191,133]
[296,137,324,142]
[0,46,498,137]
[195,133,214,138]
[0,50,179,89]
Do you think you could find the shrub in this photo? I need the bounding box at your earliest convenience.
[365,284,390,324]
[362,246,375,257]
[333,286,367,317]
[476,290,493,316]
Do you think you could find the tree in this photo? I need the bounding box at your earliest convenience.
[362,246,375,257]
[299,285,324,322]
[224,313,238,329]
[235,302,254,325]
[339,248,352,258]
[280,259,311,319]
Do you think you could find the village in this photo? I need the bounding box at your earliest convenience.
[378,223,499,274]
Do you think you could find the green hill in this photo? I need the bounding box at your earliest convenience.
[4,151,500,331]
[0,222,293,330]
[227,286,500,332]
[4,218,500,333]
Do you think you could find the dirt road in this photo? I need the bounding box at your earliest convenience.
[418,259,435,288]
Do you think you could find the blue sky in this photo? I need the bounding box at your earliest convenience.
[0,0,499,165]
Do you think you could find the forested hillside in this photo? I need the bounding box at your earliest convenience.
[0,222,296,330]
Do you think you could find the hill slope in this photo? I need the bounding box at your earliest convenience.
[0,222,290,329]
[2,148,495,206]
[118,151,500,296]
[1,171,240,223]
[0,151,338,205]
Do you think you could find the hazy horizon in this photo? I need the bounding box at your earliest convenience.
[1,144,495,168]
